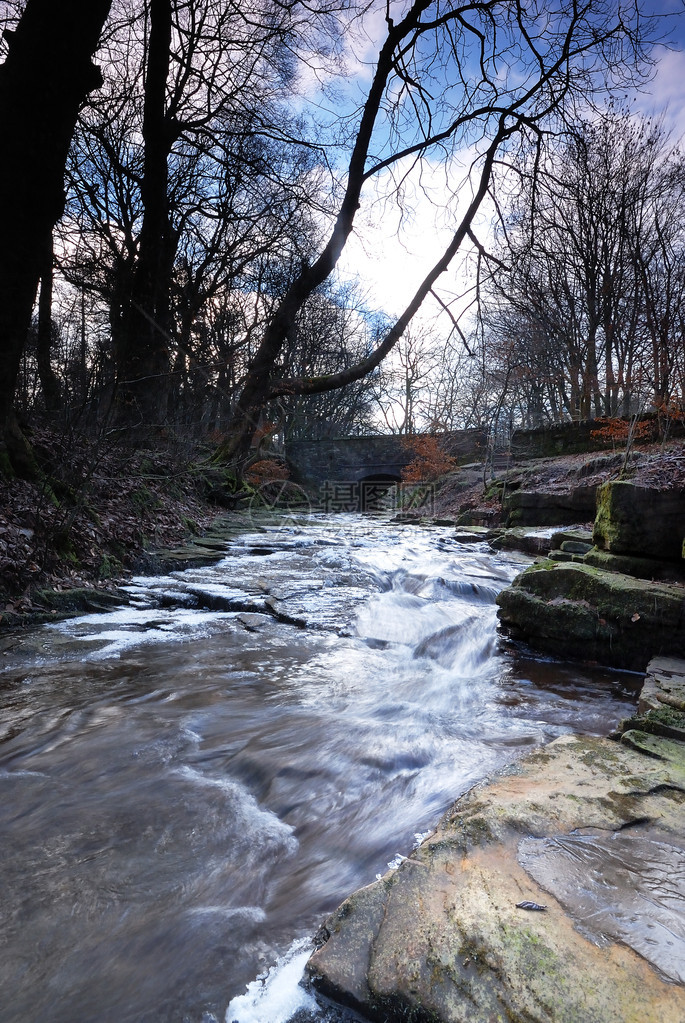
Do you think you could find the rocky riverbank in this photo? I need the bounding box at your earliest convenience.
[306,452,685,1021]
[306,657,685,1023]
[494,475,685,671]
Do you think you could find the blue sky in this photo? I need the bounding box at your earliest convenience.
[336,0,685,320]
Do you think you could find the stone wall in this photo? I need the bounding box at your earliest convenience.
[286,420,654,490]
[286,429,489,488]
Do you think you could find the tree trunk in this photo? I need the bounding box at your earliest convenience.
[115,0,175,431]
[0,0,111,474]
[36,235,63,412]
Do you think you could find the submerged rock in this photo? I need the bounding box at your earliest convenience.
[306,729,685,1023]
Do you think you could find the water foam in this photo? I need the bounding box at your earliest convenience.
[225,938,317,1023]
[48,606,236,659]
[174,765,299,856]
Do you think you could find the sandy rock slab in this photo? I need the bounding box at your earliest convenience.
[306,733,685,1023]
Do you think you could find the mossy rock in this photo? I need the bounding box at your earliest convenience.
[560,539,592,555]
[496,562,685,670]
[617,707,685,743]
[584,547,685,581]
[33,587,125,614]
[548,550,585,563]
[594,481,685,561]
[502,486,596,527]
[489,529,556,556]
[551,528,594,548]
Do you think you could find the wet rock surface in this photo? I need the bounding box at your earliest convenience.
[306,659,685,1022]
[502,485,597,527]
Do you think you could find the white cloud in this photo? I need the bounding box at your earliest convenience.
[635,44,685,139]
[336,146,494,330]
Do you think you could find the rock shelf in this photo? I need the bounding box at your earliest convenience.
[306,659,685,1023]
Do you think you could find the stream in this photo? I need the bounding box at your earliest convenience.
[0,515,640,1023]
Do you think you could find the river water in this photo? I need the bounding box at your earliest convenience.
[0,515,640,1023]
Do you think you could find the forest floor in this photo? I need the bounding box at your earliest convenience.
[1,422,684,628]
[0,424,221,622]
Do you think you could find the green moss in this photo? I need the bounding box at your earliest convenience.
[484,481,505,500]
[52,528,79,564]
[181,515,199,535]
[98,553,122,579]
[618,706,685,742]
[33,587,123,614]
[647,706,685,728]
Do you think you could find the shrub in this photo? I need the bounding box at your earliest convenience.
[245,459,289,486]
[589,417,653,449]
[400,435,457,482]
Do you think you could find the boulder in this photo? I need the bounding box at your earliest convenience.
[306,733,685,1023]
[551,528,594,546]
[502,486,597,527]
[593,481,685,561]
[495,561,685,670]
[560,539,592,555]
[638,656,685,716]
[452,526,502,543]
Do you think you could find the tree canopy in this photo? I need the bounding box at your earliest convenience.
[0,0,668,475]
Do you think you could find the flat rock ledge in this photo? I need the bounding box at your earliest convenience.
[306,659,685,1023]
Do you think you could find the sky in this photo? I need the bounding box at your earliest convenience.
[336,0,685,323]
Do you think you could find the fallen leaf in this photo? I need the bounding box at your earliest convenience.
[631,612,641,623]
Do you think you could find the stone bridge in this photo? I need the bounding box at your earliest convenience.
[285,419,627,498]
[285,431,486,492]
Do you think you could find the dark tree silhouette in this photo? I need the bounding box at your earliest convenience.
[115,0,174,426]
[36,233,63,413]
[0,0,112,474]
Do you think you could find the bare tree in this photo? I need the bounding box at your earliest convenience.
[59,0,335,432]
[481,109,685,425]
[274,284,379,440]
[36,233,63,412]
[214,0,655,469]
[371,329,442,434]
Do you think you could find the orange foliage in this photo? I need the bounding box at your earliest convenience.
[252,420,277,443]
[590,417,654,446]
[400,435,457,483]
[245,459,289,486]
[655,397,685,424]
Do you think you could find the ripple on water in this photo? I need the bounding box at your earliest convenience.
[0,516,642,1023]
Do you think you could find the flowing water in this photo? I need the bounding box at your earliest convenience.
[0,516,640,1023]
